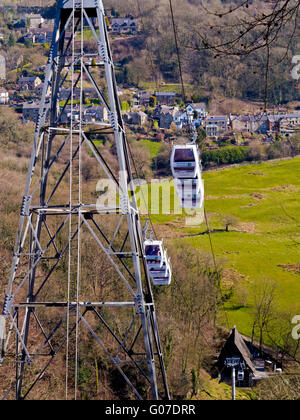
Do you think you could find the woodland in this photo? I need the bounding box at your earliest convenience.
[0,0,299,400]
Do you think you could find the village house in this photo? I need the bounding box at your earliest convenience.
[60,105,80,124]
[267,115,282,132]
[35,83,51,98]
[0,87,9,104]
[22,102,50,123]
[279,113,300,136]
[84,105,109,123]
[217,326,282,387]
[134,91,151,107]
[27,29,53,44]
[23,14,44,29]
[230,112,300,136]
[59,87,98,102]
[124,111,148,126]
[254,115,269,134]
[154,91,176,106]
[153,105,178,129]
[230,114,269,134]
[24,29,71,46]
[173,110,188,130]
[205,115,228,137]
[19,76,42,91]
[217,327,257,387]
[186,102,207,119]
[111,18,139,35]
[230,115,251,132]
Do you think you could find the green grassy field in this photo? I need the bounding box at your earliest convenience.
[139,157,300,338]
[138,139,162,159]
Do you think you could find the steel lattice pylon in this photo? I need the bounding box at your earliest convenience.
[0,0,169,400]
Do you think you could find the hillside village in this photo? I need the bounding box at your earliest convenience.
[0,8,300,167]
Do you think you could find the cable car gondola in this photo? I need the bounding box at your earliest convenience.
[170,144,201,179]
[143,223,172,286]
[150,257,172,286]
[151,266,172,286]
[144,239,164,267]
[170,143,204,209]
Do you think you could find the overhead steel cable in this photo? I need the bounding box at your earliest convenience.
[167,0,229,328]
[168,0,186,105]
[135,0,159,90]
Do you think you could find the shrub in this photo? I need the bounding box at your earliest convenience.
[201,146,250,167]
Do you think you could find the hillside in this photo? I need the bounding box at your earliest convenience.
[0,106,299,398]
[0,0,299,401]
[145,157,300,344]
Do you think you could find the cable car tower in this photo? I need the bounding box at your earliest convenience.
[0,0,169,400]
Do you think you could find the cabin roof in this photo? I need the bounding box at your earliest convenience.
[217,327,257,374]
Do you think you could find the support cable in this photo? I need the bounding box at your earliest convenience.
[168,0,186,104]
[135,0,159,90]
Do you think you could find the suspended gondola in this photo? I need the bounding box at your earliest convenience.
[170,135,204,209]
[143,222,172,286]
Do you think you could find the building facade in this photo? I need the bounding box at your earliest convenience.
[23,102,50,122]
[111,18,138,34]
[154,91,176,106]
[205,115,228,137]
[0,88,9,104]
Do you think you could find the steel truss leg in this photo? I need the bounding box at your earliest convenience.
[0,0,169,401]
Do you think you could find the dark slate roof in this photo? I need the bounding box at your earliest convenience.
[217,326,257,374]
[154,91,176,97]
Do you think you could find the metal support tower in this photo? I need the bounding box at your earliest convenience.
[0,0,169,400]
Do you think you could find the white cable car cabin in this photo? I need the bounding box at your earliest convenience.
[171,145,201,179]
[144,240,171,286]
[150,259,172,286]
[171,144,204,209]
[148,253,169,277]
[151,267,171,286]
[174,178,204,209]
[144,240,164,267]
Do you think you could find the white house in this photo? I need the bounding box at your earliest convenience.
[173,110,188,130]
[186,103,207,119]
[0,88,9,104]
[24,14,44,29]
[205,115,228,137]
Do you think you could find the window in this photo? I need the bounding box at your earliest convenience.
[174,148,195,162]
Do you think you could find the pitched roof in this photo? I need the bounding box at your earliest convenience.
[111,18,136,26]
[19,76,41,83]
[188,102,206,109]
[217,326,257,374]
[159,105,173,114]
[23,101,50,110]
[206,115,227,122]
[154,91,176,97]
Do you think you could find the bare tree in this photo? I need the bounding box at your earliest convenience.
[182,0,300,110]
[222,214,239,232]
[251,278,277,353]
